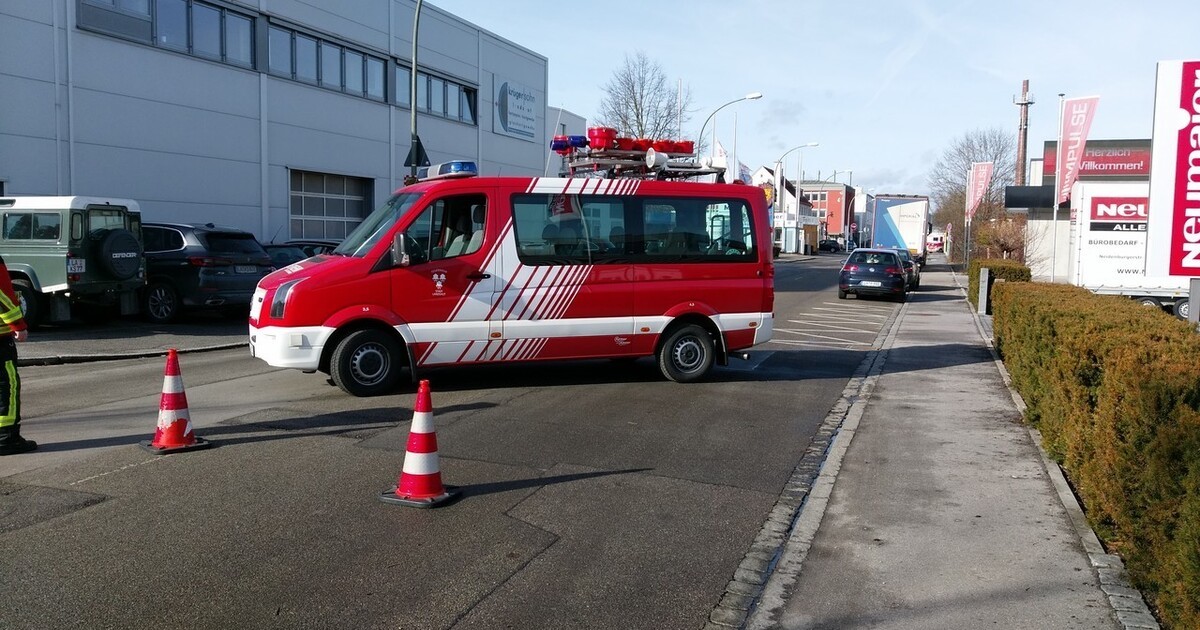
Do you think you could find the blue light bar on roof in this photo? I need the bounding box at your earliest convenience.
[422,161,479,181]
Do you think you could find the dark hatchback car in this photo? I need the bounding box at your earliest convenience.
[818,239,843,253]
[141,222,273,323]
[891,248,921,290]
[838,248,908,301]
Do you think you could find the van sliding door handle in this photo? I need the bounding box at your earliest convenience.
[467,272,491,280]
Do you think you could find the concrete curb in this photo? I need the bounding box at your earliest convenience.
[951,265,1160,630]
[17,342,248,367]
[706,302,904,629]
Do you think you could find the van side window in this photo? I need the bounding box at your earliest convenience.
[511,193,755,264]
[407,194,487,263]
[71,213,84,241]
[3,213,31,240]
[33,213,61,240]
[512,194,601,263]
[640,197,754,260]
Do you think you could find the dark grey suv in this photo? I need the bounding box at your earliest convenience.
[141,222,273,323]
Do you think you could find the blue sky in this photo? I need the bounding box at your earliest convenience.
[429,0,1199,196]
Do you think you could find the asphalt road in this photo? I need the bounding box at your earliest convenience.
[0,253,893,629]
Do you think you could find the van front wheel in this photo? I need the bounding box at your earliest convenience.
[658,324,714,383]
[330,329,402,397]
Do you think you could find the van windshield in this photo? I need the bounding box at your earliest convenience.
[334,192,423,257]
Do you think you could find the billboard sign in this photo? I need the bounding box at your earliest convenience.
[494,78,538,141]
[1146,60,1200,276]
[1043,145,1152,177]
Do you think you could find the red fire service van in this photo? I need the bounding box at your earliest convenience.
[249,158,774,396]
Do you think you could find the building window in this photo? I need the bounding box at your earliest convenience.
[416,73,428,110]
[268,27,292,76]
[447,83,460,119]
[395,66,411,107]
[289,170,371,241]
[366,57,385,100]
[344,50,364,96]
[430,77,444,113]
[82,0,257,68]
[294,34,318,83]
[190,2,221,59]
[225,13,252,66]
[460,88,476,124]
[84,0,151,17]
[155,0,187,50]
[320,42,341,89]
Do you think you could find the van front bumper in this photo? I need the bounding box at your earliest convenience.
[248,324,334,370]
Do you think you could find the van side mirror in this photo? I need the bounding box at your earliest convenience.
[392,232,411,267]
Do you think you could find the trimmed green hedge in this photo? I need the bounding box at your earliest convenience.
[967,258,1031,310]
[992,281,1200,628]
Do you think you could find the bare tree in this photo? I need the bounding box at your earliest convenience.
[927,127,1017,262]
[596,51,694,140]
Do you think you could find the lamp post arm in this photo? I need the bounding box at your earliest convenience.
[697,93,761,153]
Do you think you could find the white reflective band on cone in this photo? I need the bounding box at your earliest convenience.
[157,408,191,428]
[401,451,441,476]
[161,375,184,394]
[409,411,434,434]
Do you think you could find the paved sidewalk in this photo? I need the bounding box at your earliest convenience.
[16,315,247,366]
[741,261,1158,629]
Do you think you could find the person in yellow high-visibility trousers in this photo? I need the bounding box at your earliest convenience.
[0,254,32,456]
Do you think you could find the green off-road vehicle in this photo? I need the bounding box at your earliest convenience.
[0,196,145,326]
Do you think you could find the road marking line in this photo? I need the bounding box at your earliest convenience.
[767,337,873,347]
[70,457,165,486]
[782,322,880,332]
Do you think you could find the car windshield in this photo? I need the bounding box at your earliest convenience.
[334,192,423,258]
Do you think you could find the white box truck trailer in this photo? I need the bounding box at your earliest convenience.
[872,195,930,265]
[1066,181,1191,318]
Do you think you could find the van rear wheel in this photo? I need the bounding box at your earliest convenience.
[657,324,714,383]
[330,329,403,397]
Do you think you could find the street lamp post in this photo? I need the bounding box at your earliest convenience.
[774,142,819,254]
[697,92,762,159]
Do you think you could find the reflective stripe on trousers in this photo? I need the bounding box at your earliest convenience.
[0,337,20,429]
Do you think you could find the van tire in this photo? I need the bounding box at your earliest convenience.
[1173,299,1189,320]
[12,279,42,328]
[96,229,142,280]
[658,324,714,383]
[330,329,402,397]
[143,281,180,324]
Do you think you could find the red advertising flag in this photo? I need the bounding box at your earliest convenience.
[1056,96,1100,205]
[966,161,993,221]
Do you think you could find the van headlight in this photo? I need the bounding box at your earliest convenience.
[270,279,303,319]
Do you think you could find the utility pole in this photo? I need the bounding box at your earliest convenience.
[1013,80,1035,186]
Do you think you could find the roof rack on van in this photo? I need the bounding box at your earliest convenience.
[553,129,727,181]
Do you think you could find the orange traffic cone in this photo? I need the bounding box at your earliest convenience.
[379,380,459,508]
[139,349,213,454]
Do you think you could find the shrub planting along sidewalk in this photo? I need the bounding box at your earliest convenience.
[992,281,1200,629]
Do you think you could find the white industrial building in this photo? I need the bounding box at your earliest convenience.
[0,0,549,242]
